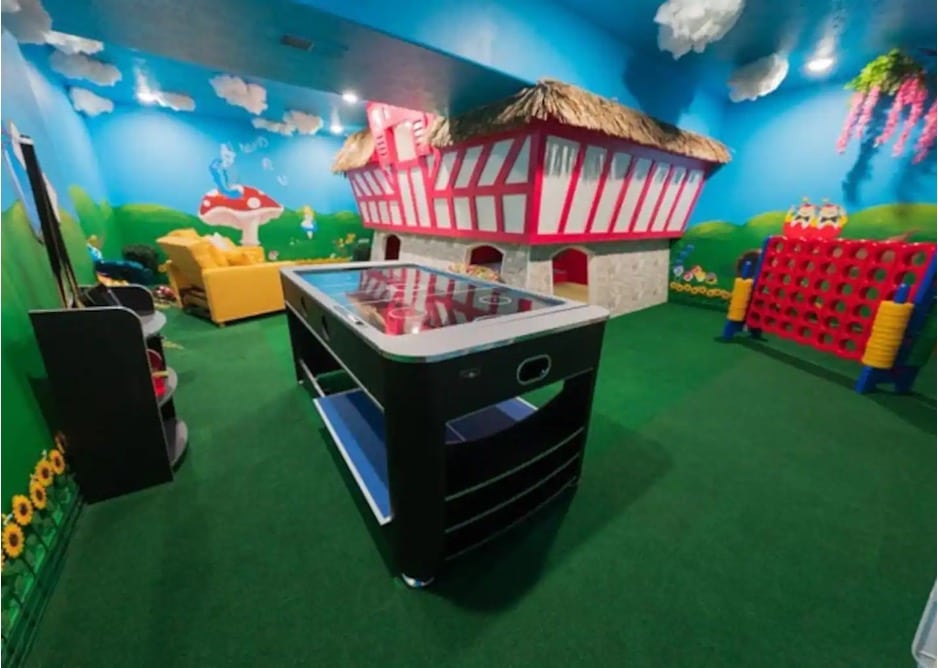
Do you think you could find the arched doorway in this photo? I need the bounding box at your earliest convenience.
[385,234,401,261]
[551,248,589,302]
[468,245,504,276]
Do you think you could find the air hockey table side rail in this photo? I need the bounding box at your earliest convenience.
[281,263,608,585]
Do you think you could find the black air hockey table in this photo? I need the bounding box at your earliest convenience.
[281,262,609,587]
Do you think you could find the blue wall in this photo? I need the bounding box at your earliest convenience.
[692,82,937,226]
[297,0,725,138]
[85,107,357,215]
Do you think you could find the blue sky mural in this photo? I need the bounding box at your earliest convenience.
[84,105,355,215]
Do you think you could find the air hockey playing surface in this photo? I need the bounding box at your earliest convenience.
[283,262,606,361]
[281,262,609,586]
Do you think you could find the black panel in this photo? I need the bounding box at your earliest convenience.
[411,321,605,420]
[444,437,581,530]
[443,383,588,493]
[29,306,176,502]
[443,459,579,559]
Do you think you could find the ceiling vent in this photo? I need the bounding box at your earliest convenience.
[280,34,315,51]
[279,33,348,59]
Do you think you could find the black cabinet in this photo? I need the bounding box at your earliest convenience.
[29,285,188,503]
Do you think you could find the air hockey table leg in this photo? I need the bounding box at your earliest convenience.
[384,394,448,586]
[401,574,434,589]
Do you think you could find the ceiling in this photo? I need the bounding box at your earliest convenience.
[36,0,527,118]
[22,40,371,133]
[556,0,937,94]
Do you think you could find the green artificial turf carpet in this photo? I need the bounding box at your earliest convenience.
[24,304,936,667]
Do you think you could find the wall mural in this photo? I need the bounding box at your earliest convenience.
[89,128,372,268]
[670,200,937,306]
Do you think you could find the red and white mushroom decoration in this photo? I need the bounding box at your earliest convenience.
[198,186,283,246]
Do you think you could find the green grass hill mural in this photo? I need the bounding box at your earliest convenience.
[64,185,373,274]
[670,203,937,309]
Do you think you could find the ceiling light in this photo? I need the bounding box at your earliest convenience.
[805,56,835,74]
[341,91,359,104]
[330,123,343,134]
[137,90,159,104]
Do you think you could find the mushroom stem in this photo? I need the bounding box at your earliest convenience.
[240,220,262,246]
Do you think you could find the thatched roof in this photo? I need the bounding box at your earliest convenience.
[331,79,730,173]
[332,128,375,173]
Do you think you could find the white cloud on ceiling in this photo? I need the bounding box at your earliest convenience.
[252,117,296,136]
[49,51,122,86]
[210,74,267,114]
[154,91,196,112]
[1,0,52,44]
[45,31,104,55]
[655,0,745,59]
[283,110,323,135]
[68,87,114,116]
[727,53,789,102]
[135,68,196,112]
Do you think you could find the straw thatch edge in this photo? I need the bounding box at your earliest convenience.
[332,79,730,173]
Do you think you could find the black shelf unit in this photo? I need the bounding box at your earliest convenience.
[29,285,188,503]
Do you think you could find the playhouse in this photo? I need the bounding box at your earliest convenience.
[332,80,731,315]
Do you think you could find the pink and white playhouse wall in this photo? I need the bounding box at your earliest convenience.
[340,87,729,316]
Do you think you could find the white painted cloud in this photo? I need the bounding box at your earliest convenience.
[2,0,51,44]
[283,110,323,135]
[210,74,267,114]
[728,53,789,102]
[252,117,295,136]
[134,68,195,112]
[68,87,114,116]
[655,0,745,59]
[46,31,104,55]
[154,91,195,112]
[49,51,122,86]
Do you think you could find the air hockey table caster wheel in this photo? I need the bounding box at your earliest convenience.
[401,574,434,589]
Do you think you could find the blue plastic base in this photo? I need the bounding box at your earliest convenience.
[721,320,743,340]
[314,391,536,526]
[855,364,921,394]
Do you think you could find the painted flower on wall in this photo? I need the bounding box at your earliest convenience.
[837,49,936,163]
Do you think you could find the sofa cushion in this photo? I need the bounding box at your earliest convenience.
[207,233,238,251]
[190,239,224,269]
[225,249,253,266]
[169,228,200,239]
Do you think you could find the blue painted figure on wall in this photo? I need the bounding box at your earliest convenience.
[198,143,283,246]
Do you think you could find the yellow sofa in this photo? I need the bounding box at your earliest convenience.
[157,229,294,326]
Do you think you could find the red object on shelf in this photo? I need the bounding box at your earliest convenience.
[148,349,167,398]
[745,237,936,361]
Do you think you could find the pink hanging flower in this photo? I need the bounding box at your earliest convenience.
[837,91,866,153]
[875,78,913,146]
[893,78,927,157]
[854,85,881,140]
[912,100,937,164]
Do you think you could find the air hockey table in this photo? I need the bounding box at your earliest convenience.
[281,262,609,587]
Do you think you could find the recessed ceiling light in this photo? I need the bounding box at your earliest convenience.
[805,56,835,74]
[341,91,359,104]
[330,123,344,134]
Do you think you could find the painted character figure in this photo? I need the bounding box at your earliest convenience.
[782,198,818,239]
[300,205,317,239]
[815,200,847,239]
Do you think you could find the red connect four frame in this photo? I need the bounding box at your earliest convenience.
[745,237,937,362]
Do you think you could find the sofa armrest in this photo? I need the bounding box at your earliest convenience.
[201,262,294,324]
